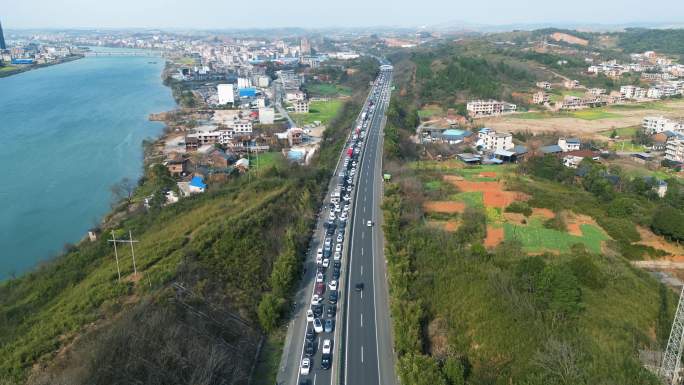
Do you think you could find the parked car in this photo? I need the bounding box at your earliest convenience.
[313,318,323,333]
[316,248,323,259]
[312,295,322,305]
[333,260,341,268]
[340,212,348,221]
[300,357,311,375]
[334,251,341,261]
[312,304,323,318]
[328,280,338,291]
[306,309,314,322]
[324,319,334,333]
[332,267,340,280]
[335,244,342,253]
[316,255,323,265]
[367,220,373,227]
[324,237,332,247]
[322,339,332,354]
[316,272,324,283]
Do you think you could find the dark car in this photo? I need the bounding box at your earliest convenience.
[324,319,334,333]
[332,267,340,280]
[355,283,364,292]
[305,340,315,357]
[305,328,315,342]
[321,354,332,370]
[326,305,336,318]
[329,291,338,304]
[315,282,326,296]
[312,304,323,318]
[333,260,341,268]
[300,380,311,385]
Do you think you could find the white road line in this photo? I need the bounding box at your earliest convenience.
[361,313,364,327]
[361,345,364,363]
[314,373,317,385]
[362,232,364,240]
[361,265,364,275]
[361,248,364,256]
[360,290,363,299]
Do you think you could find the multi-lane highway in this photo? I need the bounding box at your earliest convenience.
[276,63,396,385]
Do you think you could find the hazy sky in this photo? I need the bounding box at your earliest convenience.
[4,0,684,29]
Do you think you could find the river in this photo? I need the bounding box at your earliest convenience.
[0,48,175,280]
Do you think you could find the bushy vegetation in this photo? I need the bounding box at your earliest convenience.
[616,28,684,55]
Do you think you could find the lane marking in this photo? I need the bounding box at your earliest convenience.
[361,265,364,275]
[361,345,364,363]
[361,313,364,327]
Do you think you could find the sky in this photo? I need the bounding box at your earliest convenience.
[4,0,684,30]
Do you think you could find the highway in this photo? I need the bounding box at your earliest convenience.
[276,63,396,385]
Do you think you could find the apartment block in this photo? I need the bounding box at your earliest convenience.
[665,138,684,163]
[477,127,514,151]
[466,100,517,117]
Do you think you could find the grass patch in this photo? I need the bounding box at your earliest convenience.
[292,100,343,126]
[452,191,484,208]
[0,65,19,73]
[306,83,351,97]
[418,105,443,119]
[504,222,609,253]
[424,180,443,191]
[570,110,621,120]
[599,126,638,138]
[249,152,282,173]
[512,112,555,120]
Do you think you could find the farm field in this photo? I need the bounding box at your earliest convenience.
[504,220,609,253]
[306,83,351,97]
[292,99,343,126]
[483,99,684,139]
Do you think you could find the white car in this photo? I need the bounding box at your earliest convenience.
[340,212,348,221]
[317,248,323,258]
[312,295,322,305]
[307,309,314,322]
[316,255,323,265]
[343,205,350,212]
[316,272,324,283]
[334,251,341,261]
[336,234,343,243]
[367,220,373,227]
[313,318,324,333]
[300,357,311,375]
[335,205,342,213]
[343,195,351,202]
[329,212,336,220]
[322,258,330,268]
[335,244,342,253]
[328,280,338,291]
[322,339,332,354]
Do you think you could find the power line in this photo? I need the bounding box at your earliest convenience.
[108,230,140,282]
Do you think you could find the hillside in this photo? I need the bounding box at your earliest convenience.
[378,42,684,382]
[0,62,373,384]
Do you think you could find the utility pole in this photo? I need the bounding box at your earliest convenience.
[108,231,122,283]
[107,230,140,281]
[660,285,684,385]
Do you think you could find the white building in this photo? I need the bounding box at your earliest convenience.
[532,91,549,104]
[294,100,310,113]
[642,116,683,135]
[259,107,275,124]
[558,137,581,152]
[466,100,517,117]
[237,77,251,89]
[256,75,270,88]
[217,84,235,105]
[477,127,514,151]
[665,138,684,162]
[563,155,584,169]
[285,90,306,101]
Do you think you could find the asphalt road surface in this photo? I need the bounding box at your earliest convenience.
[276,64,395,385]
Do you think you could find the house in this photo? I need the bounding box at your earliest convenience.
[563,155,584,168]
[165,158,188,177]
[285,90,305,101]
[185,136,199,152]
[562,150,600,168]
[294,99,310,113]
[208,149,236,168]
[457,153,482,164]
[235,158,250,171]
[532,91,549,104]
[287,127,305,146]
[564,80,580,89]
[188,176,207,193]
[165,190,179,204]
[558,137,581,152]
[477,127,514,151]
[466,100,517,117]
[259,107,275,124]
[666,137,684,162]
[512,145,529,161]
[536,81,551,90]
[642,116,683,135]
[632,153,654,164]
[540,145,563,155]
[440,129,473,144]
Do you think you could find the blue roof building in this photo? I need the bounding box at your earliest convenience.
[189,176,207,191]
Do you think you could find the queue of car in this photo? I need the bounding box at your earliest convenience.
[299,70,388,382]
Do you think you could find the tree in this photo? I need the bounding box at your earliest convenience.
[442,356,466,385]
[257,293,283,333]
[110,177,136,205]
[651,206,684,242]
[656,284,671,348]
[538,264,582,322]
[398,353,447,385]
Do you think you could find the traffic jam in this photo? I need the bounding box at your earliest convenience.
[297,71,388,383]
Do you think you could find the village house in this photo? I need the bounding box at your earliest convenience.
[558,137,581,152]
[294,99,310,113]
[477,127,514,151]
[536,81,551,90]
[666,137,684,163]
[564,79,580,89]
[165,157,189,177]
[466,100,517,117]
[532,91,549,104]
[642,116,684,135]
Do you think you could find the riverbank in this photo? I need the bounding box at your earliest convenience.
[0,54,84,78]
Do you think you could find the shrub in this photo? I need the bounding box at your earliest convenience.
[506,201,533,217]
